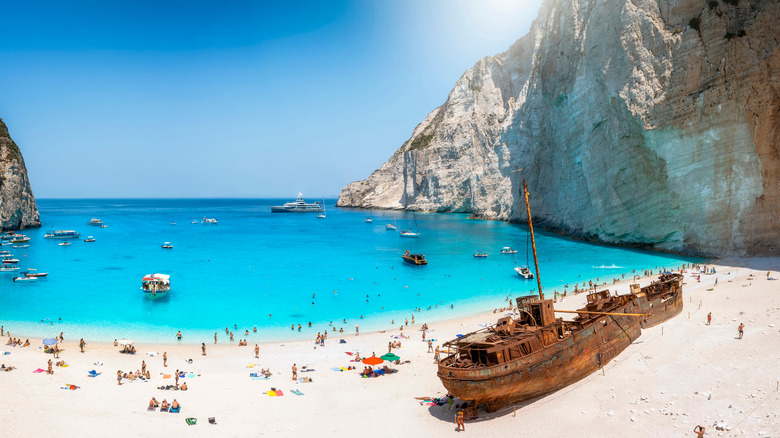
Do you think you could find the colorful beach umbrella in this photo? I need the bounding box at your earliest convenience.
[42,338,58,346]
[380,353,401,362]
[362,356,383,365]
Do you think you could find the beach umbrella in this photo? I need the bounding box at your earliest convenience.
[362,356,383,366]
[42,338,58,346]
[118,339,133,346]
[380,353,401,362]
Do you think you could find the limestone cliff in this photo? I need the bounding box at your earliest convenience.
[337,0,779,257]
[0,118,41,230]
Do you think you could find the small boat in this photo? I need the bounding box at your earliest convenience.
[23,269,48,278]
[84,236,96,242]
[402,250,427,265]
[1,231,19,241]
[514,265,534,279]
[161,242,173,249]
[202,217,218,224]
[87,218,104,226]
[0,266,20,273]
[13,276,37,283]
[2,258,19,264]
[58,242,71,246]
[400,212,421,238]
[44,230,80,239]
[500,247,517,254]
[170,222,176,225]
[100,225,108,228]
[191,220,199,224]
[12,244,29,249]
[317,197,326,218]
[142,273,171,299]
[386,223,397,230]
[10,235,30,243]
[270,193,324,213]
[473,252,488,258]
[0,250,9,255]
[365,210,373,223]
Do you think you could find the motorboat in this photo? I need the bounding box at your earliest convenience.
[500,247,517,254]
[191,220,199,224]
[13,276,37,283]
[161,242,173,249]
[0,266,20,273]
[202,217,218,224]
[473,252,488,258]
[44,230,80,239]
[317,213,326,219]
[58,242,71,246]
[12,244,29,249]
[84,236,96,242]
[0,250,10,255]
[514,265,534,279]
[270,193,324,213]
[100,225,108,228]
[142,273,171,300]
[10,235,30,243]
[23,269,48,278]
[2,258,19,264]
[1,231,19,241]
[87,218,104,226]
[170,222,176,225]
[402,250,427,265]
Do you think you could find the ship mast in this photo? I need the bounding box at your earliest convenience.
[513,166,543,300]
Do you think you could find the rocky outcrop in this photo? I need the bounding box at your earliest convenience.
[0,118,41,230]
[338,0,779,257]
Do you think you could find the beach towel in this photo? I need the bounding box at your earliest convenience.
[60,384,79,390]
[245,363,255,368]
[88,370,101,377]
[187,374,195,378]
[330,367,343,372]
[170,407,181,413]
[275,390,284,396]
[267,391,276,396]
[1,351,9,355]
[33,368,45,373]
[290,389,304,396]
[339,339,346,343]
[345,352,354,356]
[185,417,197,426]
[147,352,157,357]
[249,372,258,377]
[162,374,171,379]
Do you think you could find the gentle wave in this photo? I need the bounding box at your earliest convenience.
[593,264,624,269]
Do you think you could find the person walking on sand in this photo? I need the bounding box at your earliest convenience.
[706,312,711,325]
[163,352,167,367]
[427,339,433,353]
[455,410,465,431]
[175,370,180,387]
[738,323,744,339]
[117,370,122,385]
[254,344,259,359]
[292,363,298,381]
[79,338,86,353]
[47,359,53,375]
[355,325,359,336]
[176,331,182,341]
[214,332,217,344]
[434,346,440,363]
[202,343,206,356]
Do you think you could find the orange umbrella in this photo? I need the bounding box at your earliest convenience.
[362,356,383,365]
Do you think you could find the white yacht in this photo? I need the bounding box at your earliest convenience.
[514,265,534,279]
[271,193,323,213]
[202,217,218,224]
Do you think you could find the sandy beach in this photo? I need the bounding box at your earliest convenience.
[2,259,779,437]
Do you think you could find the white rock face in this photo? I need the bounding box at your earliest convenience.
[0,118,41,230]
[337,0,780,257]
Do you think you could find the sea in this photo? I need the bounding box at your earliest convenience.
[0,198,702,344]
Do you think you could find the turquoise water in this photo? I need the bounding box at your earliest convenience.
[0,199,700,343]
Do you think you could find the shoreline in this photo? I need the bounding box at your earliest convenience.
[0,262,695,346]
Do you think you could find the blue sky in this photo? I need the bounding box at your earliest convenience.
[0,0,542,198]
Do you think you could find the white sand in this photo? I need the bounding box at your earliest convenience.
[2,259,779,437]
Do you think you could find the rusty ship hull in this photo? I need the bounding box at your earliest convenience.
[438,298,641,411]
[437,274,684,413]
[632,273,684,329]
